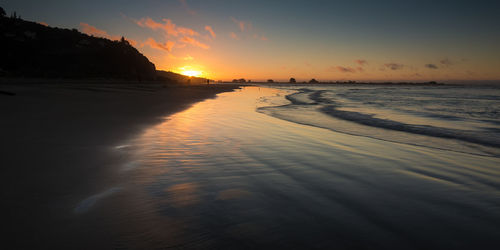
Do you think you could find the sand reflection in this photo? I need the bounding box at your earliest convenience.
[165,182,200,207]
[216,189,253,201]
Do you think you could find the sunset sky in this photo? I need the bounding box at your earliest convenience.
[3,0,500,82]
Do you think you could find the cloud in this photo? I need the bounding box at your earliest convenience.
[176,43,187,49]
[384,63,404,70]
[355,59,367,66]
[135,17,170,32]
[205,25,216,38]
[231,17,246,32]
[336,66,356,73]
[167,54,194,60]
[80,22,111,38]
[143,38,175,52]
[229,32,239,40]
[230,17,267,41]
[177,27,199,36]
[252,34,268,41]
[135,17,198,37]
[134,16,213,50]
[126,39,139,47]
[79,22,132,43]
[440,58,453,66]
[180,36,210,49]
[357,67,364,72]
[179,0,196,15]
[39,22,48,27]
[425,63,438,69]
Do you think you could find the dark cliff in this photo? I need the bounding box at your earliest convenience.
[0,15,156,80]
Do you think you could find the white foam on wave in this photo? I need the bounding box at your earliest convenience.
[115,144,130,149]
[285,90,317,105]
[74,187,122,214]
[121,161,138,171]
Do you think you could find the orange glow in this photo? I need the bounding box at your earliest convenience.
[177,66,203,77]
[181,70,202,77]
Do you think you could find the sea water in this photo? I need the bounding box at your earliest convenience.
[261,84,500,157]
[95,85,499,249]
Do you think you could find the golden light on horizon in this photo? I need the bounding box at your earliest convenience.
[181,70,202,77]
[177,66,203,77]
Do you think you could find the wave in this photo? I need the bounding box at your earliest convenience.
[319,106,500,148]
[259,88,500,157]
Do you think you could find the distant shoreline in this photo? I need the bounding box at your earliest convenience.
[240,81,444,85]
[225,81,500,86]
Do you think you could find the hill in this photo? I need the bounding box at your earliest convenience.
[0,14,156,80]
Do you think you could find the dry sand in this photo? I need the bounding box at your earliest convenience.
[0,81,239,248]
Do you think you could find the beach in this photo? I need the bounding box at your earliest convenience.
[0,81,239,248]
[1,83,499,249]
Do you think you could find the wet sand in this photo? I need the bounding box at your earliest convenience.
[0,81,239,248]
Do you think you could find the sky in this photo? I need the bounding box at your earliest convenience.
[2,0,500,82]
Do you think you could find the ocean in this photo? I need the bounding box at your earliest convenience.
[81,85,500,249]
[261,84,500,157]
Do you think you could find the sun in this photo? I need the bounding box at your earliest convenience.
[181,70,202,77]
[178,66,203,77]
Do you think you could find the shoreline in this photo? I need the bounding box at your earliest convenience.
[0,81,239,247]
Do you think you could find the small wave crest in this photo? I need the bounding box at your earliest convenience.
[285,89,318,105]
[74,187,121,214]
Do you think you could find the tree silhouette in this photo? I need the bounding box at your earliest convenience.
[267,79,274,83]
[120,36,131,45]
[289,77,296,83]
[309,78,319,83]
[0,7,6,17]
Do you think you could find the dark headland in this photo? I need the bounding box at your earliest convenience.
[0,10,212,83]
